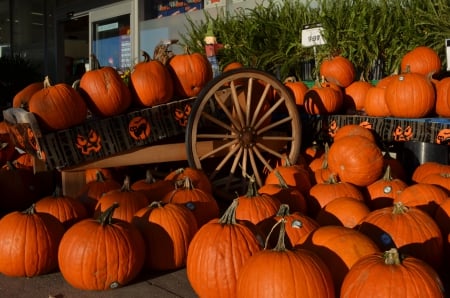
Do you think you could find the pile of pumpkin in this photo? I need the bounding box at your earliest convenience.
[10,47,213,132]
[286,45,450,118]
[0,123,449,297]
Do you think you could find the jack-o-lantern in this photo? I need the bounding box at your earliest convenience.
[27,127,38,151]
[174,104,192,127]
[128,116,151,141]
[76,129,102,155]
[393,125,413,141]
[436,128,450,145]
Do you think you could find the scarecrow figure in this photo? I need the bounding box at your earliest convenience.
[204,23,223,77]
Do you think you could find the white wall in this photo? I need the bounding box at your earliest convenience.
[138,0,261,59]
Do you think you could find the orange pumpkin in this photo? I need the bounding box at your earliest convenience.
[333,123,376,143]
[394,183,448,216]
[341,248,446,298]
[0,204,65,277]
[319,55,356,88]
[327,135,384,187]
[12,81,43,109]
[316,196,370,228]
[130,51,174,107]
[400,46,441,77]
[168,51,213,98]
[28,76,87,131]
[435,77,450,117]
[344,78,372,113]
[303,80,343,115]
[364,86,391,117]
[384,71,435,118]
[284,77,309,107]
[79,66,132,117]
[358,202,444,271]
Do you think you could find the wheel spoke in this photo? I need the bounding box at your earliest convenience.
[250,82,273,128]
[230,80,246,128]
[213,91,242,130]
[201,111,238,134]
[197,133,237,139]
[252,145,277,174]
[257,116,292,135]
[241,148,248,179]
[199,139,240,161]
[248,148,263,186]
[255,142,285,162]
[210,142,242,172]
[245,78,253,126]
[254,95,286,130]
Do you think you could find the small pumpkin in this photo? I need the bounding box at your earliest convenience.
[303,80,344,115]
[12,81,43,109]
[316,196,370,228]
[343,76,372,113]
[319,55,356,88]
[363,85,391,117]
[94,176,149,223]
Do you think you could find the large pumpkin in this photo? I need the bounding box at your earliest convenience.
[130,51,174,107]
[186,199,263,298]
[79,66,132,117]
[298,225,380,295]
[327,135,384,187]
[0,204,65,277]
[132,201,198,271]
[237,218,335,298]
[358,202,444,271]
[28,76,88,131]
[58,203,146,290]
[400,46,441,77]
[341,248,445,298]
[168,51,213,98]
[384,71,435,118]
[319,55,356,88]
[435,77,450,117]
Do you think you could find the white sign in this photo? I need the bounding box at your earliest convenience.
[446,39,450,71]
[302,24,326,47]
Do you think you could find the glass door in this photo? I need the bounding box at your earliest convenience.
[88,0,138,73]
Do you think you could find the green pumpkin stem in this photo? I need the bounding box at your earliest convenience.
[95,170,106,183]
[392,201,408,214]
[43,76,52,88]
[245,176,259,197]
[218,199,238,225]
[98,202,119,226]
[145,169,156,184]
[274,170,289,189]
[120,176,133,192]
[149,201,164,208]
[382,165,393,181]
[276,204,291,217]
[264,218,287,251]
[142,50,151,62]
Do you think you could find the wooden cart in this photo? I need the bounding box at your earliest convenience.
[4,68,302,200]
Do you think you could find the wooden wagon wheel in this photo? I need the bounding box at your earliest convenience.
[185,68,302,198]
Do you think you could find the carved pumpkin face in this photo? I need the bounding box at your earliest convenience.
[174,104,192,127]
[76,129,102,155]
[359,121,372,130]
[436,129,450,145]
[128,116,151,141]
[27,127,38,151]
[328,120,338,138]
[393,125,413,141]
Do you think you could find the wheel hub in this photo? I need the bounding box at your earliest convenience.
[239,127,256,148]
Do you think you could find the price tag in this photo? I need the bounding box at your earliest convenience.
[301,24,326,47]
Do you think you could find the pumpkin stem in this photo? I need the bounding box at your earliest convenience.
[95,170,106,183]
[274,170,289,189]
[325,173,339,184]
[120,176,133,192]
[98,202,119,226]
[245,176,259,198]
[382,165,393,181]
[178,176,195,190]
[145,169,156,184]
[276,204,291,217]
[392,201,408,214]
[22,203,37,215]
[149,201,164,208]
[43,76,52,88]
[218,198,238,225]
[383,248,402,265]
[264,218,287,251]
[142,50,151,62]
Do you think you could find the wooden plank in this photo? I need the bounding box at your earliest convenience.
[61,171,86,198]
